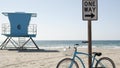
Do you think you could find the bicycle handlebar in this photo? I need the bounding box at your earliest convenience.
[74,41,88,51]
[82,41,88,43]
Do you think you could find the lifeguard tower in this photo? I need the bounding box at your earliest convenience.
[0,12,39,50]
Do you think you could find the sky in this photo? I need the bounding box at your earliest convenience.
[0,0,120,40]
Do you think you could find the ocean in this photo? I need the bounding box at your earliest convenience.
[1,40,120,49]
[33,40,120,49]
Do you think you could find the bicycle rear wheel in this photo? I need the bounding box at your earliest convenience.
[95,57,115,68]
[56,58,79,68]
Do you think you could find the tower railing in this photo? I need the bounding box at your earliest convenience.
[2,23,10,35]
[28,24,37,35]
[2,23,37,36]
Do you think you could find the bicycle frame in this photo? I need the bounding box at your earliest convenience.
[70,50,99,68]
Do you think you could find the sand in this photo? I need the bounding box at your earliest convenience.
[0,48,119,68]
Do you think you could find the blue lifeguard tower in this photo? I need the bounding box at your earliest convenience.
[0,12,39,49]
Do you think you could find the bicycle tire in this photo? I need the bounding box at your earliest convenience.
[56,58,79,68]
[95,57,116,68]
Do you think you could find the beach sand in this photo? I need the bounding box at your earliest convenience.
[0,48,119,68]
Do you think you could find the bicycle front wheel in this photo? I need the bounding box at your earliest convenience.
[95,57,115,68]
[56,58,79,68]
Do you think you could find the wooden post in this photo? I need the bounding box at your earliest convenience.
[88,20,92,68]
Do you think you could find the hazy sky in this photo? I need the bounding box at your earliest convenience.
[0,0,120,40]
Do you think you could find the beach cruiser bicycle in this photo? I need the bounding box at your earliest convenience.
[56,44,115,68]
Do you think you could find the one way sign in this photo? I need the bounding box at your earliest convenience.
[82,0,98,20]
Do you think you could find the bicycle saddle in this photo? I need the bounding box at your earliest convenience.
[92,52,102,56]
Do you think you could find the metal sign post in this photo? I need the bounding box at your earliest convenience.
[88,20,92,68]
[82,0,98,68]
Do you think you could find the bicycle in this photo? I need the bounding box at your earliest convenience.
[56,44,116,68]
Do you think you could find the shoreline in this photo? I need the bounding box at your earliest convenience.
[0,48,119,68]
